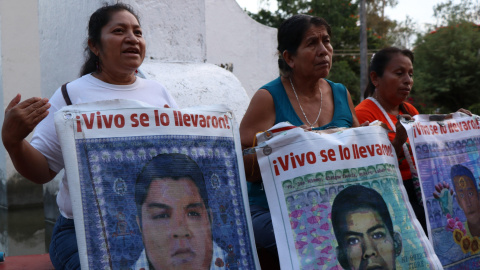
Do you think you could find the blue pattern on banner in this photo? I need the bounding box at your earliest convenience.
[415,138,480,268]
[75,135,255,269]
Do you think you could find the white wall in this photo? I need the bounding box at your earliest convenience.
[38,0,106,98]
[0,12,6,209]
[123,0,250,119]
[205,0,278,97]
[127,0,206,62]
[0,0,42,178]
[141,61,249,121]
[38,0,208,98]
[1,0,279,203]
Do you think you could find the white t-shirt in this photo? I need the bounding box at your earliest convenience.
[31,74,178,218]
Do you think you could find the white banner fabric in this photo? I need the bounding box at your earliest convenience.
[403,113,480,269]
[256,123,442,270]
[54,99,260,270]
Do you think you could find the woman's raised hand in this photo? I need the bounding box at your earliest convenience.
[456,108,472,116]
[2,94,56,183]
[2,94,50,148]
[392,114,412,145]
[389,114,413,157]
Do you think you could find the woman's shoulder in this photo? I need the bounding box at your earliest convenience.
[136,76,166,88]
[355,98,375,110]
[355,99,380,122]
[63,74,101,92]
[260,77,283,91]
[325,79,348,101]
[47,77,90,107]
[324,79,346,90]
[134,77,178,107]
[67,74,166,92]
[60,75,177,107]
[402,102,419,115]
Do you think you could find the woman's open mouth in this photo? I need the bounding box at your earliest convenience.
[123,47,140,55]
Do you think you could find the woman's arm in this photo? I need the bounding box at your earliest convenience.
[456,108,472,116]
[2,94,57,184]
[239,89,276,183]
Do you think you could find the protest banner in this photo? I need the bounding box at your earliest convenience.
[54,100,260,270]
[255,123,442,270]
[403,113,480,269]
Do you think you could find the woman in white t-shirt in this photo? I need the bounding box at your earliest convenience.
[1,3,177,269]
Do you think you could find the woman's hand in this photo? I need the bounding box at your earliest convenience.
[392,114,411,144]
[391,114,412,157]
[456,108,472,116]
[2,94,50,149]
[2,94,55,184]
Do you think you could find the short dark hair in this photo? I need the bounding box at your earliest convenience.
[451,164,478,192]
[80,3,140,76]
[307,189,318,197]
[293,176,303,182]
[283,179,292,185]
[277,14,331,76]
[135,153,209,222]
[364,47,414,99]
[331,185,394,250]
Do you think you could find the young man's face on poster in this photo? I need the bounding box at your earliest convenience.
[139,177,213,270]
[307,190,318,204]
[342,208,396,270]
[453,175,480,219]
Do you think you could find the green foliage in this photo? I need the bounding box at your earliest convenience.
[387,16,418,49]
[247,9,284,28]
[249,0,360,50]
[468,103,480,115]
[328,59,361,104]
[246,0,399,101]
[433,0,480,27]
[411,0,480,113]
[366,0,398,47]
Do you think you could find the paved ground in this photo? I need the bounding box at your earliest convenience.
[0,254,53,270]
